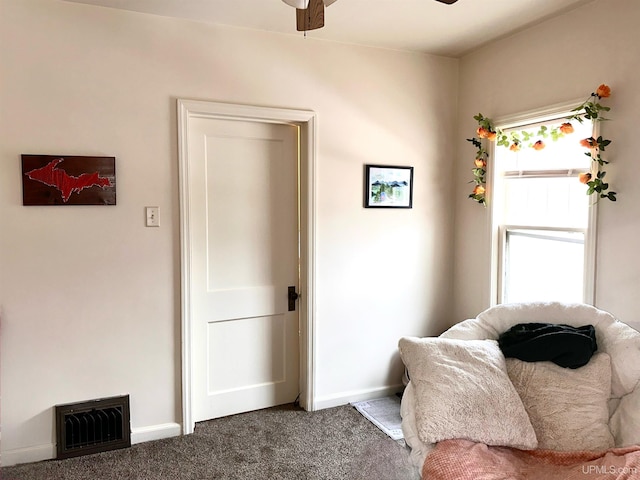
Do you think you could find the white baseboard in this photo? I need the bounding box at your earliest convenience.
[130,422,181,444]
[1,422,182,468]
[1,443,56,467]
[313,384,404,411]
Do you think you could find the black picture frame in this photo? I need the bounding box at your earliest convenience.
[364,164,413,208]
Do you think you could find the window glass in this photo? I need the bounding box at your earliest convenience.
[500,119,593,173]
[492,113,595,304]
[503,229,585,304]
[501,177,588,228]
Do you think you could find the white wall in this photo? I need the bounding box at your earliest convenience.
[453,0,640,329]
[0,0,458,464]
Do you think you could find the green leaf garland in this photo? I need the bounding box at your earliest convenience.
[468,84,616,205]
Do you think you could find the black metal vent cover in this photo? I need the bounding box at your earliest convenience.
[55,394,131,459]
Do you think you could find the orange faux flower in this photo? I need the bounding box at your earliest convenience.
[533,140,545,151]
[477,127,496,140]
[509,143,521,152]
[474,158,487,168]
[473,185,485,196]
[596,84,611,98]
[580,137,597,148]
[559,122,574,134]
[477,127,489,139]
[579,172,592,184]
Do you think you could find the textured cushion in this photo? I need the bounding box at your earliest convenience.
[398,337,538,450]
[610,385,640,446]
[443,302,640,399]
[506,352,614,451]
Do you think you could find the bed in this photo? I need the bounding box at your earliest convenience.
[398,302,640,479]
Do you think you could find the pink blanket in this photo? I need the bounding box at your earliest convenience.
[422,439,640,480]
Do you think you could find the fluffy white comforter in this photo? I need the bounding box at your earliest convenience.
[400,302,640,472]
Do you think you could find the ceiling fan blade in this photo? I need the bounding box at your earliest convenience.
[296,0,324,31]
[435,0,459,4]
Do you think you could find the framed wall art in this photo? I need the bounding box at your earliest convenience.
[22,155,116,206]
[364,164,413,208]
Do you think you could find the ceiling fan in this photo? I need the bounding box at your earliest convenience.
[282,0,459,32]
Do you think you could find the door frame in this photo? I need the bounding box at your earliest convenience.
[177,99,318,434]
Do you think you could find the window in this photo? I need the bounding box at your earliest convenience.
[491,110,596,305]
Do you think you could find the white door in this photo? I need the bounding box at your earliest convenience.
[187,115,300,422]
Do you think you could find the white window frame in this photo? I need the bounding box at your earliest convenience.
[488,101,598,306]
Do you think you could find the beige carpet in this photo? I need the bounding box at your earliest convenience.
[2,404,419,480]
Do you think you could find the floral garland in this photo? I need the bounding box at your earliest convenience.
[467,84,616,205]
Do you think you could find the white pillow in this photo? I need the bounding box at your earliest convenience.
[505,352,614,451]
[398,337,537,449]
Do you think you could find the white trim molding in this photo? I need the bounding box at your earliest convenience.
[314,384,404,411]
[131,422,182,445]
[177,100,318,434]
[1,443,56,467]
[1,423,183,467]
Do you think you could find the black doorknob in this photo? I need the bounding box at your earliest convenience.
[288,286,299,311]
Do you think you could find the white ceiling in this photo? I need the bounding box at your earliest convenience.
[62,0,595,57]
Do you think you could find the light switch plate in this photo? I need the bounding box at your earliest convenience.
[145,207,159,227]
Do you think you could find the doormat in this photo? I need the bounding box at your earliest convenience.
[351,395,404,440]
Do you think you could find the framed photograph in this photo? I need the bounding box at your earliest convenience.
[22,155,116,206]
[364,164,413,208]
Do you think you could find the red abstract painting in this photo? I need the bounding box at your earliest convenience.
[22,155,116,205]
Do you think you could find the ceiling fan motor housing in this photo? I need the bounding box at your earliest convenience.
[286,0,458,32]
